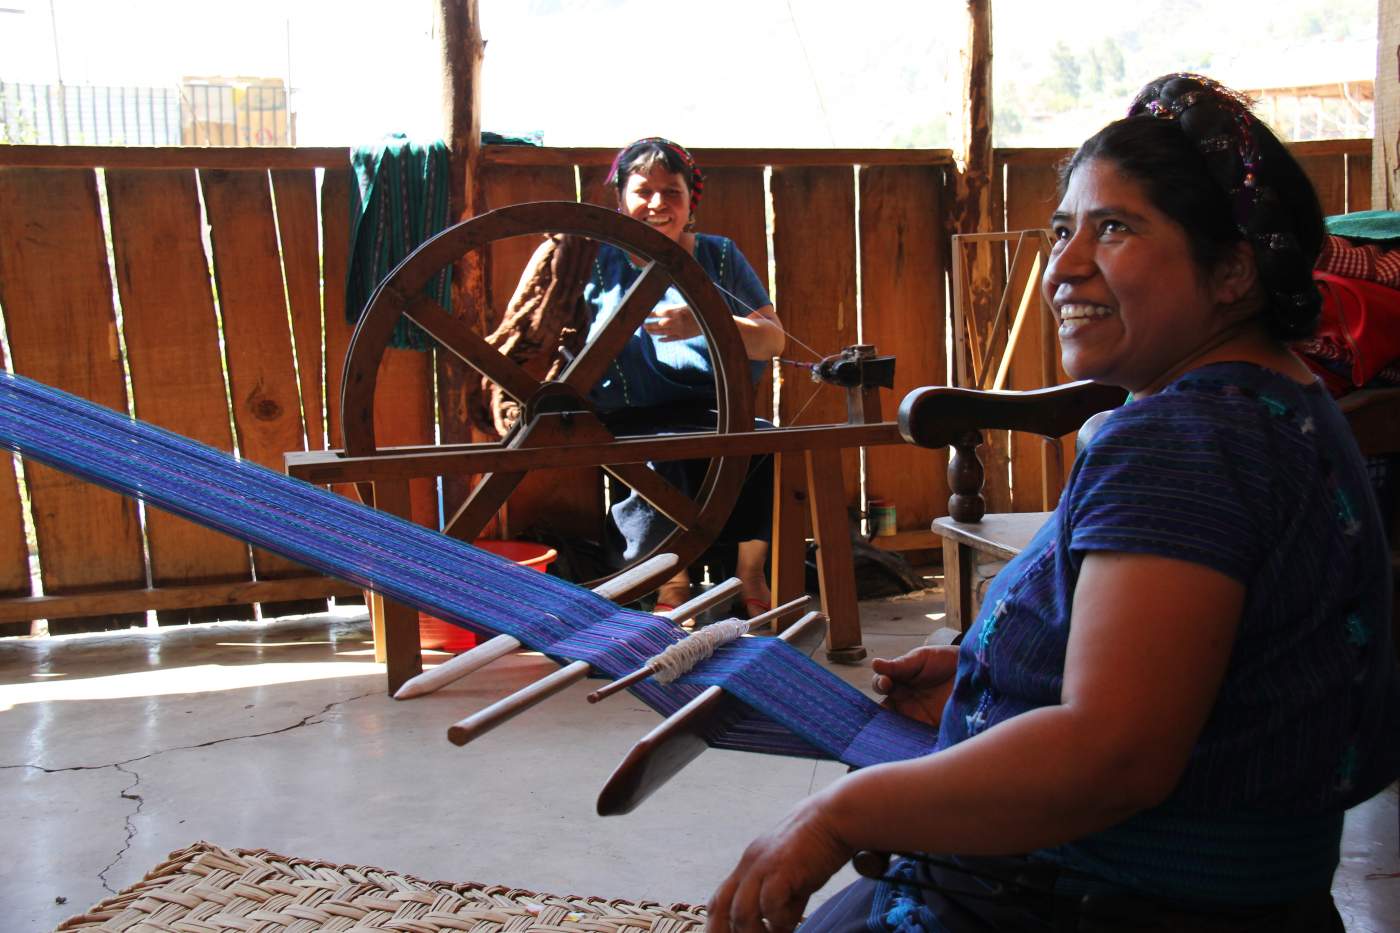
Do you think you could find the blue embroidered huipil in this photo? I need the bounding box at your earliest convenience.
[582,234,769,413]
[936,362,1400,904]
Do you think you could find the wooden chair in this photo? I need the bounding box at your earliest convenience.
[898,382,1400,641]
[897,380,1126,632]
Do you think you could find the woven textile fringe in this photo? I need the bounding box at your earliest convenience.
[0,373,939,768]
[57,841,708,932]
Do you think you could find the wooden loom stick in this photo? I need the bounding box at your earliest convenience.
[394,552,680,700]
[585,594,815,704]
[445,577,746,746]
[595,609,829,816]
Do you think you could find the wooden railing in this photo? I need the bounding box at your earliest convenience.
[0,138,1370,632]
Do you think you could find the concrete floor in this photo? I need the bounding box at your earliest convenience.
[2,584,1398,932]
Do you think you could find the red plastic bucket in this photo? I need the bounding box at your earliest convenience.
[418,540,559,653]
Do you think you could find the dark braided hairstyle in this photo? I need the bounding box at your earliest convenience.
[1062,73,1323,340]
[607,137,705,217]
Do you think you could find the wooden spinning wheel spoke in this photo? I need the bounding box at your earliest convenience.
[559,261,673,394]
[602,462,703,530]
[341,201,753,602]
[444,469,527,539]
[401,292,540,403]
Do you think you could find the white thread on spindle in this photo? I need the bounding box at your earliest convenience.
[650,617,752,684]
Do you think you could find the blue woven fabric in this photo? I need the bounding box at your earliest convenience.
[0,372,939,766]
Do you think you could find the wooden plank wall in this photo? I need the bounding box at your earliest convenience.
[478,150,956,555]
[0,138,1372,630]
[0,147,357,632]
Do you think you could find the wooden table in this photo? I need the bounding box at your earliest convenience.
[933,511,1049,632]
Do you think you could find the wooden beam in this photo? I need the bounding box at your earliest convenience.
[1376,0,1400,209]
[437,0,490,523]
[481,146,955,168]
[0,145,348,169]
[0,577,361,624]
[947,0,996,393]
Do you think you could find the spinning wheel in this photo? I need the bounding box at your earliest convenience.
[340,201,756,604]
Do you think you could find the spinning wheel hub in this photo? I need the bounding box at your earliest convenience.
[340,200,756,604]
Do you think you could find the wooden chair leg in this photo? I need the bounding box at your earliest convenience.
[370,479,424,695]
[942,537,975,634]
[805,448,866,663]
[770,451,809,623]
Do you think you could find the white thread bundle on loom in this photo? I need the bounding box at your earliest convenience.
[650,617,753,683]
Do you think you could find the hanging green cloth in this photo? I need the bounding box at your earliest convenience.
[346,135,452,350]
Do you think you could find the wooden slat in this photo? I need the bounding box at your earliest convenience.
[0,145,349,170]
[0,575,361,624]
[1300,153,1348,217]
[374,348,440,532]
[858,165,949,530]
[0,168,146,597]
[105,168,255,601]
[772,166,860,503]
[700,166,774,423]
[481,162,603,542]
[272,169,327,449]
[199,168,309,579]
[0,341,31,603]
[322,165,354,452]
[1347,152,1373,213]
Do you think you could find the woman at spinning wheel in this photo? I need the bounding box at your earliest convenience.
[589,137,785,615]
[707,75,1400,932]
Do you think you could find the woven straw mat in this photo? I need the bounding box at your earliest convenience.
[56,841,707,933]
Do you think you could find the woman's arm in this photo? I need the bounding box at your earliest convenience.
[707,551,1246,933]
[644,302,786,360]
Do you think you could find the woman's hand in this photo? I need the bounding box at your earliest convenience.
[643,303,701,341]
[707,795,851,933]
[870,644,959,727]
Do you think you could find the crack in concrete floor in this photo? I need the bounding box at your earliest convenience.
[1,689,377,893]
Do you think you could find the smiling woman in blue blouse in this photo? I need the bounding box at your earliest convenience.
[705,75,1400,933]
[586,137,784,616]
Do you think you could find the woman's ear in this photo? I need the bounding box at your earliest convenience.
[1213,240,1260,307]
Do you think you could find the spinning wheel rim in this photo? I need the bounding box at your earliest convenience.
[340,200,758,604]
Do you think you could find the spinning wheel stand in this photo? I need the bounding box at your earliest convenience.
[286,201,919,693]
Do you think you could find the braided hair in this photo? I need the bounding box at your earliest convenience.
[1063,73,1323,340]
[608,137,705,218]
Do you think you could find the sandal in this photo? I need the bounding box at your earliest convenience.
[653,602,678,615]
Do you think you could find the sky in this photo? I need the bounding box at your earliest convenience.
[0,0,1378,148]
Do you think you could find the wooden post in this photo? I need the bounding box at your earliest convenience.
[1376,0,1400,209]
[437,0,490,522]
[946,0,995,389]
